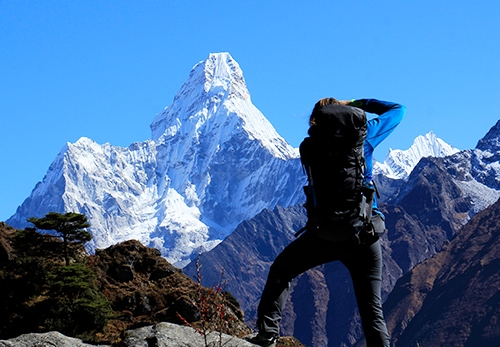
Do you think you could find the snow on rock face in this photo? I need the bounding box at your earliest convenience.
[150,52,297,160]
[7,52,304,267]
[374,131,460,179]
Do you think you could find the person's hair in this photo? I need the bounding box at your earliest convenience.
[309,97,341,126]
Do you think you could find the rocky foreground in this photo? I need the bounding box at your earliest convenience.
[0,322,253,347]
[0,222,304,347]
[0,322,305,347]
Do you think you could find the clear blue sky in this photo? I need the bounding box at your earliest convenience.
[1,1,499,222]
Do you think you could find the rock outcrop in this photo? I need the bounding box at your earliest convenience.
[86,239,252,342]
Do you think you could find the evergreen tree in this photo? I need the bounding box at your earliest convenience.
[43,262,112,338]
[28,212,92,265]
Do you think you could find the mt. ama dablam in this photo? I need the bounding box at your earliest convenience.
[7,53,305,267]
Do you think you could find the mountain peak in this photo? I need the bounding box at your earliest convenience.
[173,52,250,106]
[150,52,297,159]
[200,52,250,100]
[375,131,460,179]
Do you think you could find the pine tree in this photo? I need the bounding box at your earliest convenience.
[28,212,92,265]
[43,262,112,338]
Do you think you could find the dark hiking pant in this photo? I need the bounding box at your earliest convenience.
[256,231,390,347]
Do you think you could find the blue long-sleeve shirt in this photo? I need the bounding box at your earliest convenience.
[350,98,406,211]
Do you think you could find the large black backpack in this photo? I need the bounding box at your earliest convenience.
[299,104,369,236]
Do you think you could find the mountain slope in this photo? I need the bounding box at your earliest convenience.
[184,198,455,347]
[383,197,500,347]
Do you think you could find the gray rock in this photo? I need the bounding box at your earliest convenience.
[122,322,255,347]
[0,331,109,347]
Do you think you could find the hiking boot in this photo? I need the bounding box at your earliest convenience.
[245,332,279,347]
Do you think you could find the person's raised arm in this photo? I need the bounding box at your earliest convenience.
[347,98,406,149]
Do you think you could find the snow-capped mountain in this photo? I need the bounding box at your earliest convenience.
[374,127,500,217]
[7,53,304,267]
[8,52,499,268]
[374,131,460,179]
[438,119,500,214]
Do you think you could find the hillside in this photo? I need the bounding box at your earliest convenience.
[0,222,308,347]
[381,197,500,347]
[0,222,250,342]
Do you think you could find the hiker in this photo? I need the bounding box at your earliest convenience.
[248,98,406,347]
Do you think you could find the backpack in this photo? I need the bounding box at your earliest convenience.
[297,104,374,240]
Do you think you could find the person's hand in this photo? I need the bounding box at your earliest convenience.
[338,100,352,106]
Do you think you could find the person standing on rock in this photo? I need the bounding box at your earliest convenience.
[247,98,406,347]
